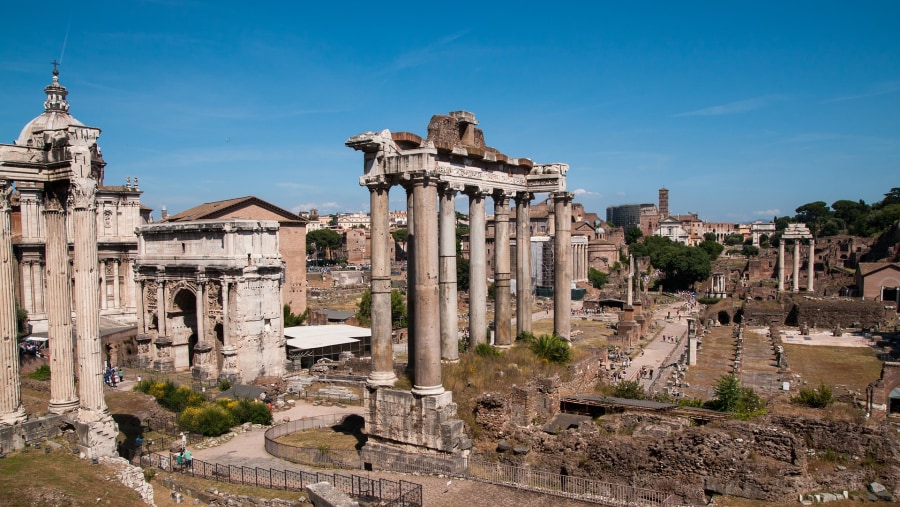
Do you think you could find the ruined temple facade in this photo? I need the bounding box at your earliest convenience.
[347,111,571,455]
[133,218,286,383]
[0,68,117,457]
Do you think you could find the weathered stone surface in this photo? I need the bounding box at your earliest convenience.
[305,482,358,507]
[364,388,467,453]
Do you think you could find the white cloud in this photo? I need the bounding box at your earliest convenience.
[753,209,780,216]
[572,188,598,196]
[674,95,781,117]
[825,81,900,103]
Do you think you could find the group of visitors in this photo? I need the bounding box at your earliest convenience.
[661,335,678,343]
[638,365,654,380]
[104,366,124,387]
[18,341,44,359]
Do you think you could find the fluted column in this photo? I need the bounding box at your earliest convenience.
[367,181,397,386]
[113,260,121,309]
[196,279,206,344]
[99,260,107,310]
[792,240,800,293]
[410,175,442,396]
[71,177,109,417]
[222,281,230,346]
[439,185,459,362]
[553,192,572,340]
[778,241,785,292]
[136,281,146,334]
[44,185,78,414]
[493,191,512,347]
[515,193,532,335]
[467,189,487,348]
[0,180,26,425]
[404,185,416,376]
[808,238,815,293]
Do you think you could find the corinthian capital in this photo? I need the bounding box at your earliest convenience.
[70,177,98,211]
[0,180,12,213]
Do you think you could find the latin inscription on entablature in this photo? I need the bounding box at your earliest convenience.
[434,165,527,187]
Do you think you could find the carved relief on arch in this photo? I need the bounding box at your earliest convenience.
[167,280,198,311]
[144,280,159,311]
[206,281,222,312]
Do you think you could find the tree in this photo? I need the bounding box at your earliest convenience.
[774,216,791,231]
[831,199,869,235]
[613,380,646,400]
[709,374,765,415]
[703,232,717,242]
[588,268,609,289]
[391,228,408,243]
[457,257,470,292]
[625,226,643,245]
[794,201,831,237]
[723,233,744,246]
[698,239,724,261]
[356,289,407,328]
[759,233,770,248]
[741,244,760,258]
[307,229,342,260]
[283,305,307,327]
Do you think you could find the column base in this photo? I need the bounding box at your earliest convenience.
[48,399,80,415]
[73,409,118,459]
[367,371,398,388]
[411,384,445,396]
[153,358,175,372]
[0,406,27,426]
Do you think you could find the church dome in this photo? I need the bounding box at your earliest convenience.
[15,68,84,146]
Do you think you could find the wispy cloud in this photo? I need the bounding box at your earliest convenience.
[674,95,782,117]
[572,188,599,197]
[292,202,340,214]
[824,81,900,103]
[386,31,469,73]
[754,209,780,216]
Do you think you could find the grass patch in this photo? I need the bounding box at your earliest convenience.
[0,447,145,506]
[782,344,881,392]
[27,364,51,381]
[274,426,364,450]
[154,471,308,503]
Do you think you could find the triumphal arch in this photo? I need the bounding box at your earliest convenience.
[346,111,572,454]
[0,69,117,456]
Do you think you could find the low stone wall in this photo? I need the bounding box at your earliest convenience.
[0,413,64,452]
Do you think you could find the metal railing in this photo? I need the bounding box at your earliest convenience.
[264,414,676,506]
[138,451,421,507]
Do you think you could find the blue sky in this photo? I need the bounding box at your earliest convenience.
[1,1,898,223]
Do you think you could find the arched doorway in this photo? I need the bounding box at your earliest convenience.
[171,288,198,371]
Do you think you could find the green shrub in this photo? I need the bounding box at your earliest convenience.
[697,297,721,305]
[178,404,235,436]
[223,398,273,425]
[528,334,571,364]
[515,331,536,342]
[707,374,766,417]
[27,364,51,381]
[474,342,500,357]
[792,383,834,408]
[218,380,232,391]
[612,380,645,400]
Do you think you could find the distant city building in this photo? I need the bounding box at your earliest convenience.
[606,203,655,230]
[655,216,690,244]
[336,212,370,230]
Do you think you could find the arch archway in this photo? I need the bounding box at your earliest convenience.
[717,310,731,325]
[170,288,198,370]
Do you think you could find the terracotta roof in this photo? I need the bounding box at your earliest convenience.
[858,262,900,277]
[163,196,305,223]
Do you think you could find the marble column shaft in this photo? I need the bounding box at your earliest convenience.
[99,260,107,310]
[405,186,416,376]
[778,241,785,292]
[113,260,120,309]
[792,240,800,293]
[196,280,205,342]
[553,192,572,340]
[44,189,78,414]
[222,281,230,346]
[368,183,397,386]
[439,186,459,361]
[808,239,815,293]
[0,180,26,425]
[467,190,487,348]
[515,193,532,335]
[411,177,443,395]
[71,177,109,416]
[493,192,512,347]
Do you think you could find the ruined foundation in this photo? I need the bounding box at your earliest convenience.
[362,388,471,455]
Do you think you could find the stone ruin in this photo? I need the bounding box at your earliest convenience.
[346,111,573,458]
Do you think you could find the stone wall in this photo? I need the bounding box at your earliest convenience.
[364,388,469,453]
[0,413,64,452]
[793,298,886,328]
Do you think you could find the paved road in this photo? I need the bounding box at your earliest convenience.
[615,302,691,391]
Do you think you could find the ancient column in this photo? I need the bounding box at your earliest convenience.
[99,260,107,310]
[515,192,532,335]
[71,176,117,457]
[493,191,512,347]
[113,260,121,309]
[808,238,815,293]
[792,240,800,293]
[0,180,26,425]
[222,281,230,346]
[411,175,443,396]
[404,185,416,376]
[777,241,785,292]
[553,192,572,340]
[467,189,487,348]
[367,181,397,386]
[44,184,78,414]
[439,185,459,362]
[196,279,206,344]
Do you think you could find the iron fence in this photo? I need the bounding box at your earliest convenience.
[139,451,422,507]
[264,414,676,506]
